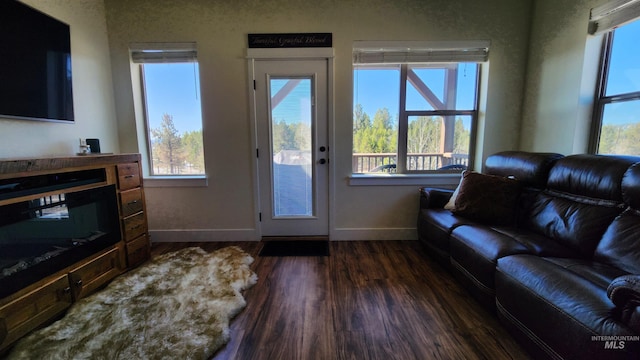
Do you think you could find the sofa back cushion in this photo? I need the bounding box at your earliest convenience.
[546,155,639,200]
[595,163,640,274]
[523,155,639,258]
[484,151,563,188]
[595,209,640,274]
[622,162,640,210]
[484,151,564,226]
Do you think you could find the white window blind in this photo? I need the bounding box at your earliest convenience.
[589,0,640,34]
[353,40,490,64]
[130,42,197,63]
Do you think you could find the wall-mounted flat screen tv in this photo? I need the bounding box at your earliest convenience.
[0,0,74,123]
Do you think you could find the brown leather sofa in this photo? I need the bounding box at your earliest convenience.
[417,151,640,359]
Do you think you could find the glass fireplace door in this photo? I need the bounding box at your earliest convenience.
[0,185,120,298]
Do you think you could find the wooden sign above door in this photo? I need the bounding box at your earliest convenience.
[248,33,332,48]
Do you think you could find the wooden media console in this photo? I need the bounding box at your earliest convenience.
[0,154,150,353]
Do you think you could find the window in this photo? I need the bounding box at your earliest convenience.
[590,0,640,155]
[131,43,205,176]
[352,41,486,174]
[591,20,640,155]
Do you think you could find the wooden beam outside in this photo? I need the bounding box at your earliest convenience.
[271,79,303,110]
[406,70,444,110]
[442,67,458,156]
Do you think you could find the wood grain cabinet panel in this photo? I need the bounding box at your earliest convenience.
[0,275,72,350]
[116,163,141,191]
[68,245,126,300]
[123,212,147,242]
[126,235,151,268]
[119,188,143,217]
[115,161,150,266]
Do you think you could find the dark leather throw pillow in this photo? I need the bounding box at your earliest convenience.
[452,171,521,225]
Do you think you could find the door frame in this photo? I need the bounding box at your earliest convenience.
[247,48,335,240]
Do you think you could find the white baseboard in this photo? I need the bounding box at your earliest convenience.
[330,227,417,241]
[149,229,260,242]
[149,227,417,242]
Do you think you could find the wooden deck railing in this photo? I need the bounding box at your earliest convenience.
[352,153,468,173]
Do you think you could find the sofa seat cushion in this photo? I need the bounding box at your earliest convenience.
[496,254,639,359]
[539,257,629,288]
[449,225,575,306]
[417,208,476,265]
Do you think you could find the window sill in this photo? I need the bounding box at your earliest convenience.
[143,175,208,188]
[348,173,461,186]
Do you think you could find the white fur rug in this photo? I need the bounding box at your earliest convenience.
[7,246,257,360]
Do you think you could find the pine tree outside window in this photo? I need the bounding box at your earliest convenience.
[352,41,487,174]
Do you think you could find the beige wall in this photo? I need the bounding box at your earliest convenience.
[0,0,623,241]
[1,0,542,241]
[520,0,608,154]
[0,0,119,158]
[103,0,534,241]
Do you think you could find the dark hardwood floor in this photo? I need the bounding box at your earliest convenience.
[151,241,530,360]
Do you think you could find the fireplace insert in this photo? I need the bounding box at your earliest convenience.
[0,184,120,299]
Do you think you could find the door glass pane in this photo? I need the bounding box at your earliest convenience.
[270,78,313,217]
[598,100,640,155]
[407,115,471,170]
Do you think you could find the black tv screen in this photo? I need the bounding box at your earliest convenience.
[0,0,74,122]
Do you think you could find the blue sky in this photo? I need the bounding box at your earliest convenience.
[602,19,640,126]
[143,62,478,134]
[353,64,478,123]
[143,63,203,133]
[607,20,640,96]
[143,20,639,133]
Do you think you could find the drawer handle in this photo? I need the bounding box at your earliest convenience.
[131,224,143,230]
[127,200,139,205]
[124,175,135,179]
[63,287,71,294]
[75,280,83,287]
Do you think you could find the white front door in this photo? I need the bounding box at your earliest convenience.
[253,59,329,236]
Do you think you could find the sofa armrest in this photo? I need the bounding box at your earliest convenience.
[608,275,640,307]
[608,274,640,332]
[419,187,453,209]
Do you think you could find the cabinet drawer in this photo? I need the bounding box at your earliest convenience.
[117,163,141,191]
[126,235,150,268]
[68,245,125,300]
[0,275,72,351]
[123,212,147,242]
[120,188,143,217]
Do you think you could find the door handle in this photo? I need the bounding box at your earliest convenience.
[319,159,327,165]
